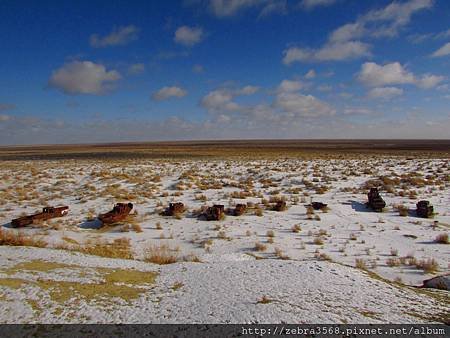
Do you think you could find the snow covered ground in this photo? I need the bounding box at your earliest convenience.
[0,246,448,323]
[0,156,448,323]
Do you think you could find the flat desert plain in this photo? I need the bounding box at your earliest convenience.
[0,140,448,323]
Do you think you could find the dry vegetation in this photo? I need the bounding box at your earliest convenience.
[0,141,448,286]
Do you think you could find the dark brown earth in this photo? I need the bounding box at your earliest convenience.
[0,139,449,160]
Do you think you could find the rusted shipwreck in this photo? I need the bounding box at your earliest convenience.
[272,200,287,212]
[309,202,328,211]
[416,200,434,218]
[161,202,185,216]
[98,203,133,225]
[233,203,247,216]
[366,188,386,212]
[201,205,225,221]
[11,206,69,228]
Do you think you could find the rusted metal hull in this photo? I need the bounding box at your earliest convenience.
[98,203,133,225]
[416,200,433,218]
[11,206,69,228]
[202,205,225,221]
[162,202,185,216]
[233,204,246,216]
[272,201,287,211]
[310,202,327,210]
[367,188,386,212]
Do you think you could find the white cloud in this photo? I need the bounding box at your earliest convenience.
[304,69,316,79]
[314,41,371,61]
[274,92,335,117]
[368,86,404,99]
[127,63,145,75]
[417,74,446,89]
[360,0,433,38]
[258,0,287,18]
[152,86,187,101]
[277,79,304,93]
[358,62,415,87]
[317,84,332,92]
[437,84,449,92]
[207,0,286,18]
[209,0,257,17]
[282,47,312,65]
[283,41,371,64]
[299,0,337,10]
[90,25,139,48]
[272,79,335,117]
[239,85,259,95]
[174,26,204,46]
[201,85,258,112]
[431,42,450,57]
[343,107,374,115]
[283,0,433,64]
[329,23,366,43]
[48,61,121,95]
[435,29,450,39]
[357,62,444,89]
[201,89,241,112]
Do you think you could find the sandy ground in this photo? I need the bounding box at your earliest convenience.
[0,156,448,323]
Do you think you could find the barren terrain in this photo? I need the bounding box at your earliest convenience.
[0,141,448,323]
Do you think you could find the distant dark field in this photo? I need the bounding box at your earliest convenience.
[0,140,449,160]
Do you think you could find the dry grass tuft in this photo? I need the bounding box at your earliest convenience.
[81,237,133,259]
[254,242,267,252]
[434,233,448,244]
[291,224,301,233]
[0,228,47,248]
[144,244,179,265]
[415,258,439,273]
[257,295,272,304]
[355,258,367,270]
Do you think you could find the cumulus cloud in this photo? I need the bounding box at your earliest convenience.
[283,41,371,64]
[48,61,121,95]
[360,0,433,38]
[274,92,335,117]
[357,62,444,89]
[304,69,316,79]
[127,63,145,75]
[277,79,304,92]
[342,107,375,115]
[152,86,187,101]
[201,89,241,112]
[239,85,259,95]
[201,85,259,112]
[209,0,257,17]
[205,0,287,18]
[174,26,204,46]
[299,0,337,11]
[202,80,335,124]
[258,0,287,18]
[368,86,404,100]
[358,62,415,87]
[283,0,432,64]
[431,42,450,57]
[417,74,446,89]
[90,25,139,48]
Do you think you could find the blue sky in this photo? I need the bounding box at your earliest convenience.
[0,0,449,144]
